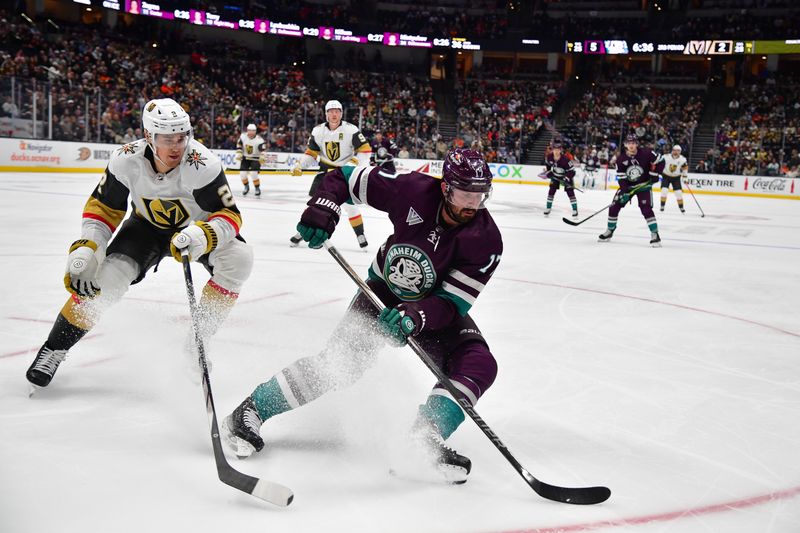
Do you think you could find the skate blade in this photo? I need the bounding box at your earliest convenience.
[389,465,468,485]
[651,242,662,248]
[220,417,256,459]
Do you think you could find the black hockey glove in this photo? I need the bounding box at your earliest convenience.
[297,192,341,248]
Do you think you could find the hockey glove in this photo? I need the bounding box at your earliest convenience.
[614,189,631,206]
[291,163,303,176]
[235,151,243,163]
[64,239,104,298]
[378,307,417,347]
[297,192,341,249]
[170,221,217,262]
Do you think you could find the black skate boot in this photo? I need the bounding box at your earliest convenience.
[221,397,264,458]
[242,183,250,196]
[357,234,368,249]
[254,186,261,197]
[598,229,615,242]
[650,231,662,248]
[289,232,303,247]
[26,343,68,388]
[416,424,471,484]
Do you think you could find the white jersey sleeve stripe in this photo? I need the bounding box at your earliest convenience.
[441,281,477,306]
[447,268,486,292]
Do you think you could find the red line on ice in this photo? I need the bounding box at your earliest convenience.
[500,485,800,533]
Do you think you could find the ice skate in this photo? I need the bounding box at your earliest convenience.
[542,208,551,216]
[222,397,265,458]
[572,209,578,218]
[242,183,250,196]
[410,422,471,484]
[289,233,303,247]
[254,186,261,197]
[650,231,662,248]
[357,234,368,249]
[26,344,68,388]
[598,229,615,242]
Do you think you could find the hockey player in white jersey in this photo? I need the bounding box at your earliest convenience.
[290,100,372,248]
[236,123,266,196]
[659,144,688,212]
[26,98,253,389]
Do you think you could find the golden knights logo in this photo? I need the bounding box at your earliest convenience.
[142,198,190,229]
[119,143,137,155]
[186,149,207,169]
[383,244,436,301]
[325,142,341,161]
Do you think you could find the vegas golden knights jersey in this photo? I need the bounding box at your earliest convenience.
[237,133,266,161]
[82,138,242,243]
[660,154,688,177]
[305,121,371,170]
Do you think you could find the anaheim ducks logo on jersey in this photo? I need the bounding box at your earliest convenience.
[625,162,644,180]
[383,244,436,301]
[325,142,340,162]
[142,198,190,229]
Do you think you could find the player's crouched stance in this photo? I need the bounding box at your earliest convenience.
[26,98,253,390]
[223,149,503,485]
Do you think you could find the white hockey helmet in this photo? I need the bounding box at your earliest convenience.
[325,100,343,112]
[142,98,192,137]
[247,123,257,131]
[672,144,682,152]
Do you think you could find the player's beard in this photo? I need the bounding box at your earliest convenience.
[444,200,477,225]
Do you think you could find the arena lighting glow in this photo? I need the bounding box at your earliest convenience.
[70,0,481,50]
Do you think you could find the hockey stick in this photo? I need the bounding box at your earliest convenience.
[562,181,651,226]
[681,179,705,217]
[322,242,610,505]
[179,248,294,507]
[561,202,615,227]
[538,172,585,193]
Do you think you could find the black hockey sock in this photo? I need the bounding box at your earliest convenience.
[46,313,89,351]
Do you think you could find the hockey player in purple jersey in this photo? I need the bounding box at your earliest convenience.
[543,138,578,217]
[599,134,664,247]
[222,148,503,484]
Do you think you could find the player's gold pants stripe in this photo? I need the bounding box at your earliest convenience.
[59,295,94,331]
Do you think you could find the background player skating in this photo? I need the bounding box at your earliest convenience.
[290,99,372,249]
[222,148,503,485]
[598,134,665,247]
[542,138,578,217]
[658,144,688,213]
[236,123,266,197]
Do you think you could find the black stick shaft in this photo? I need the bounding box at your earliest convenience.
[682,180,705,217]
[180,253,293,506]
[323,242,610,505]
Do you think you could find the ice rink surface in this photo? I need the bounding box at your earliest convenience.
[1,171,799,533]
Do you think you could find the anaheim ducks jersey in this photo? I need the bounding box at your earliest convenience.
[305,121,371,171]
[82,138,242,245]
[237,133,266,161]
[660,154,688,177]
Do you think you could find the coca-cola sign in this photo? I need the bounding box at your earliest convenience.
[751,178,787,192]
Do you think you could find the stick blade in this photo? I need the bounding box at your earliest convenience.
[562,217,580,226]
[250,479,295,507]
[537,482,611,505]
